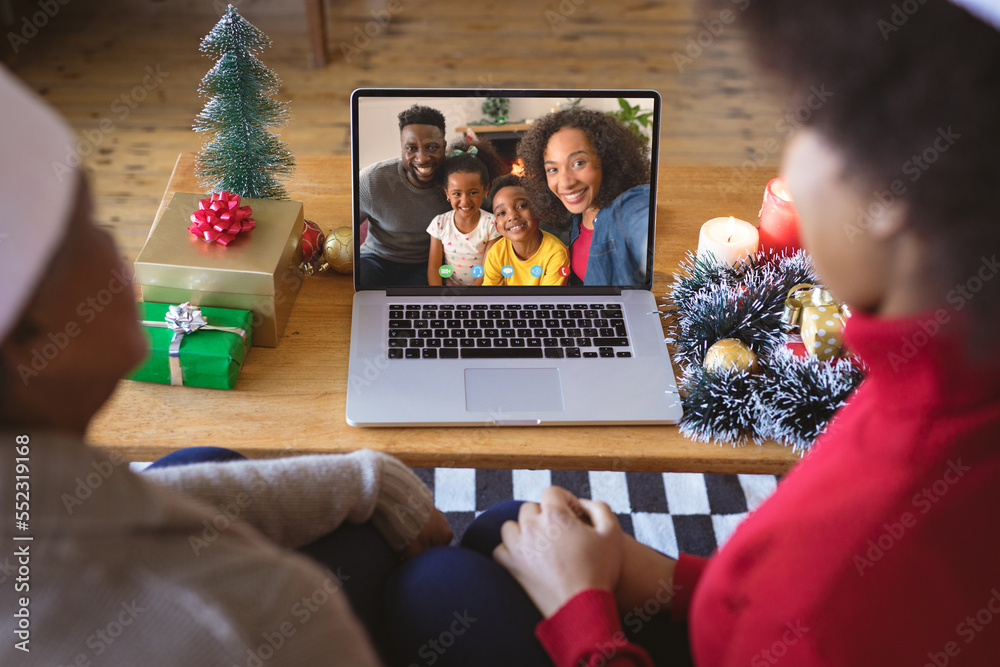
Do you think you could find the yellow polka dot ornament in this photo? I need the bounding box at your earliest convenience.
[781,283,849,361]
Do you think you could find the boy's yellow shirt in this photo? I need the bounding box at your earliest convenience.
[483,230,570,286]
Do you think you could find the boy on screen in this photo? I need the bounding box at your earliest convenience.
[483,175,569,287]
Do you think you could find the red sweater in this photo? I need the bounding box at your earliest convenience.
[538,309,1000,666]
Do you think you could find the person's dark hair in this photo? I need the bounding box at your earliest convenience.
[488,174,525,204]
[516,106,651,225]
[442,138,507,192]
[718,0,1000,340]
[397,104,446,135]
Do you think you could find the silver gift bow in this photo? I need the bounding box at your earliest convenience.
[139,302,247,386]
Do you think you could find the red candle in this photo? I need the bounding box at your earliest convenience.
[758,177,802,256]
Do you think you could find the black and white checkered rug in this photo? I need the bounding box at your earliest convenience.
[412,468,780,558]
[134,461,780,557]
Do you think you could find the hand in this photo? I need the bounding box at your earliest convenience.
[542,485,589,522]
[493,486,624,618]
[550,488,678,613]
[614,534,678,613]
[400,508,453,560]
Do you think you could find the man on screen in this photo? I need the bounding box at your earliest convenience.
[358,104,452,286]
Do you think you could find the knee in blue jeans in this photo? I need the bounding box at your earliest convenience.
[460,500,524,555]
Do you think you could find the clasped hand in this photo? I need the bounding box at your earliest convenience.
[492,486,624,618]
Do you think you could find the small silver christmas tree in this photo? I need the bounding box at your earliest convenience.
[193,5,295,200]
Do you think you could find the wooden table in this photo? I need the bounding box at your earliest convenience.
[87,154,800,475]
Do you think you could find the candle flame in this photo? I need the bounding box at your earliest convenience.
[726,216,735,243]
[511,159,525,177]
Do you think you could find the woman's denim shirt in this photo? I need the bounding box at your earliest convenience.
[568,183,650,286]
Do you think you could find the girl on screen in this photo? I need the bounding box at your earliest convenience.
[426,139,505,286]
[517,106,652,287]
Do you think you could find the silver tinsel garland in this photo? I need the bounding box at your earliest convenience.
[663,251,864,455]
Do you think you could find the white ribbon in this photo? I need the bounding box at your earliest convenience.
[140,302,247,386]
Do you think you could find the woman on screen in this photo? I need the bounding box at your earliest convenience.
[517,106,651,287]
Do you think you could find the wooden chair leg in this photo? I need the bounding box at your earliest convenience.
[305,0,327,68]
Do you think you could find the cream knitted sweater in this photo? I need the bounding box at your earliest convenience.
[0,431,435,666]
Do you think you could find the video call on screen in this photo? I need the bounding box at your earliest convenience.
[354,92,658,290]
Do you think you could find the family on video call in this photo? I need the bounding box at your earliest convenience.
[357,101,652,288]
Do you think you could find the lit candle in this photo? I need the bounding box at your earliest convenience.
[758,177,802,256]
[697,216,759,265]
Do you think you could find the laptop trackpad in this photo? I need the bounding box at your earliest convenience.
[464,368,565,413]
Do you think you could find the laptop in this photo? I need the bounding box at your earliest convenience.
[346,88,682,426]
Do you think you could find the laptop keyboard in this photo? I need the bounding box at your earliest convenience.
[386,303,632,360]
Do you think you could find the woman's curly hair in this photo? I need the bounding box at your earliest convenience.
[714,0,1000,352]
[516,106,651,225]
[442,138,507,192]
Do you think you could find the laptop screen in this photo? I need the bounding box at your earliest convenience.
[351,89,660,294]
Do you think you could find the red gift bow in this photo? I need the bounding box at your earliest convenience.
[188,191,256,245]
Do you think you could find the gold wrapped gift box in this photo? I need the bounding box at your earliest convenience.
[134,192,305,347]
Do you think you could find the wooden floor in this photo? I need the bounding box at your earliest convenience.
[4,0,784,261]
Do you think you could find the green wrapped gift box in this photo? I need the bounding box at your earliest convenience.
[127,302,253,390]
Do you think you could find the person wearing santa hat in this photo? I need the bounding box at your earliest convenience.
[0,65,451,665]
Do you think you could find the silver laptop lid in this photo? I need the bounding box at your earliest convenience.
[351,88,660,296]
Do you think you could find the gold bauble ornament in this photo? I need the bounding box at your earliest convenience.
[324,226,353,274]
[703,338,759,373]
